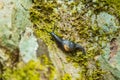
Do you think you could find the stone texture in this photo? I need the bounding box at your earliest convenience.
[91,12,120,80]
[19,27,38,63]
[0,0,36,64]
[0,0,120,80]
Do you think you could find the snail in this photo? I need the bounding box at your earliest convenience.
[44,30,86,55]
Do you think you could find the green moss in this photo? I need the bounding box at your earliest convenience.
[3,55,56,80]
[99,0,120,20]
[29,0,119,80]
[3,61,40,80]
[30,1,60,49]
[62,73,72,80]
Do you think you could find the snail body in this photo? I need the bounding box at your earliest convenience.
[50,32,86,55]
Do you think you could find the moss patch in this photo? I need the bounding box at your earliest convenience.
[30,0,120,80]
[3,55,56,80]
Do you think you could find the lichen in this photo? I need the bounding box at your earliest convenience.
[98,0,120,20]
[83,0,120,22]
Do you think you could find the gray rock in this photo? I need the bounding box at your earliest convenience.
[91,12,120,80]
[19,27,38,63]
[0,0,33,63]
[37,38,50,58]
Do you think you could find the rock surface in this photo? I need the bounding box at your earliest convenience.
[91,11,120,80]
[19,27,38,63]
[0,0,120,80]
[0,0,38,66]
